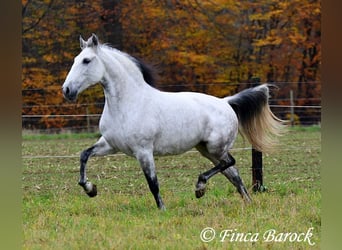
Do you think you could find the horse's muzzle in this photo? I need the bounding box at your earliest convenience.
[62,86,77,101]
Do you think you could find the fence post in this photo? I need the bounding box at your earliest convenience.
[252,149,265,192]
[250,77,266,192]
[290,90,294,126]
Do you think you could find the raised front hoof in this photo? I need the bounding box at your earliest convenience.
[86,184,97,197]
[195,183,206,198]
[79,181,98,198]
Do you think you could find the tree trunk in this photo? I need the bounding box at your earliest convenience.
[102,0,123,49]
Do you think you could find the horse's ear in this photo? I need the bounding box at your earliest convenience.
[91,33,99,47]
[84,34,99,49]
[80,36,87,50]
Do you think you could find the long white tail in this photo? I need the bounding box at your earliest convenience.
[225,84,286,153]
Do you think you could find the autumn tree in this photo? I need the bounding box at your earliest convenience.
[22,0,118,129]
[22,0,321,130]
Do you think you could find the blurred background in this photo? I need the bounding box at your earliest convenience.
[22,0,321,133]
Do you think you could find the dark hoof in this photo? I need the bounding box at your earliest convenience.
[86,184,97,197]
[195,189,205,198]
[79,181,97,197]
[195,182,206,198]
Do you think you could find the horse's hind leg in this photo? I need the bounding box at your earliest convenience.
[195,160,233,198]
[196,144,251,202]
[79,136,116,197]
[221,166,252,203]
[195,144,235,198]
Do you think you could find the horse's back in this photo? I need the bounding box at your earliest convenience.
[157,91,237,124]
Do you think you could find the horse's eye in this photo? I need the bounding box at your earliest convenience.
[83,58,91,64]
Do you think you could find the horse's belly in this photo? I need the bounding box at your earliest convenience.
[153,135,200,155]
[152,119,206,155]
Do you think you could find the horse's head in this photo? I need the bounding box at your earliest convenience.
[62,34,105,101]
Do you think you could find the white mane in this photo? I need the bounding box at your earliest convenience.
[98,45,148,87]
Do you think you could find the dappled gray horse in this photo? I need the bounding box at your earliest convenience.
[62,34,284,210]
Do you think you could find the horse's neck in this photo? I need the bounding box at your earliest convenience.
[101,69,151,110]
[100,48,156,109]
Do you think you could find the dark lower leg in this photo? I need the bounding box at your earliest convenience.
[137,152,166,210]
[79,146,97,197]
[144,173,165,210]
[221,166,252,203]
[195,155,235,198]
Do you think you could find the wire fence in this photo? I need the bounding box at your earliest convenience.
[22,81,321,133]
[22,104,321,134]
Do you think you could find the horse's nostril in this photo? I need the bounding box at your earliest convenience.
[63,86,76,101]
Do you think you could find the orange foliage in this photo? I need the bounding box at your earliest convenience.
[22,0,321,130]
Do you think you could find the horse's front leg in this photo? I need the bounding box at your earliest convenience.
[79,136,116,197]
[136,151,166,210]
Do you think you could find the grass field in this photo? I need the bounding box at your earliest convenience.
[22,126,321,249]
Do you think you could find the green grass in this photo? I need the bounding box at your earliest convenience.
[22,131,101,140]
[22,127,321,249]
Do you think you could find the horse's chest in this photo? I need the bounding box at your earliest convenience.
[99,113,140,154]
